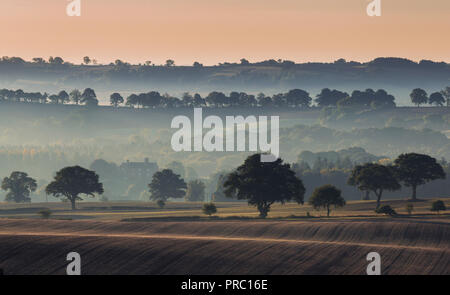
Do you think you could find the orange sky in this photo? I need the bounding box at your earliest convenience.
[0,0,449,65]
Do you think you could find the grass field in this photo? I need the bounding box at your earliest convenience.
[0,197,448,275]
[0,198,449,221]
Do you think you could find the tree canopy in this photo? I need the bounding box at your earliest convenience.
[315,88,349,107]
[223,154,305,218]
[81,88,98,106]
[308,184,346,217]
[394,153,446,200]
[348,163,400,208]
[110,93,124,107]
[1,171,37,203]
[45,166,104,210]
[410,88,428,106]
[431,200,446,214]
[429,92,445,106]
[148,169,187,204]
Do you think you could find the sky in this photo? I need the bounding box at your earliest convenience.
[0,0,449,65]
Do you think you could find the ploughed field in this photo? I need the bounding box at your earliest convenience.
[0,218,448,275]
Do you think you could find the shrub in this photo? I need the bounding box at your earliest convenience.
[431,200,446,214]
[202,203,217,216]
[38,208,52,219]
[375,205,397,216]
[156,200,166,209]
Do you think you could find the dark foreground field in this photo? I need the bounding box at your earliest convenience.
[0,218,448,275]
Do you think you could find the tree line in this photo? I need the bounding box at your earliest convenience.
[1,86,449,109]
[2,86,449,109]
[219,152,446,217]
[410,87,450,107]
[1,152,446,218]
[0,88,99,106]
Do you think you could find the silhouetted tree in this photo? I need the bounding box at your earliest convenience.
[193,61,203,68]
[338,89,395,109]
[81,88,98,106]
[49,56,64,65]
[206,91,227,107]
[410,88,428,107]
[285,89,312,108]
[126,94,139,108]
[58,90,69,104]
[315,88,348,107]
[441,87,450,107]
[228,91,240,106]
[372,89,396,108]
[185,180,206,202]
[110,93,124,107]
[1,172,37,203]
[347,164,370,200]
[70,89,82,105]
[45,166,104,210]
[240,58,250,65]
[83,56,91,65]
[148,169,187,206]
[348,163,400,209]
[308,184,346,217]
[394,153,446,201]
[32,57,46,64]
[143,91,162,108]
[429,92,445,106]
[272,93,286,107]
[192,93,205,107]
[165,59,175,67]
[257,93,272,107]
[431,200,446,214]
[40,92,48,104]
[181,92,194,107]
[224,154,305,218]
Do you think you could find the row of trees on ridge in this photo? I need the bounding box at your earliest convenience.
[2,87,449,109]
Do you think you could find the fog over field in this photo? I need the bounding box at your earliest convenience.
[1,57,450,106]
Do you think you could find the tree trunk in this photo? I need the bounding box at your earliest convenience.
[375,189,383,209]
[411,185,417,201]
[257,202,272,218]
[71,198,76,210]
[362,190,370,200]
[259,210,268,218]
[327,205,330,217]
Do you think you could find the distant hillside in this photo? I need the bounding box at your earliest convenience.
[1,57,449,105]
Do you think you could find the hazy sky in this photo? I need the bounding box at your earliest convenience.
[0,0,449,65]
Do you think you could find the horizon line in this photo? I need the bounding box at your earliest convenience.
[2,56,449,67]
